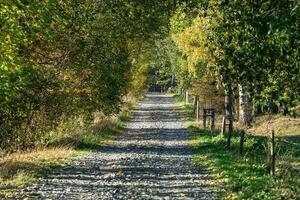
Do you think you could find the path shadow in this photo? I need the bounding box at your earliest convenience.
[14,93,219,199]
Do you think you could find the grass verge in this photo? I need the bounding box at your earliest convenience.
[189,127,299,199]
[0,148,89,198]
[173,94,299,199]
[0,124,123,199]
[0,96,137,198]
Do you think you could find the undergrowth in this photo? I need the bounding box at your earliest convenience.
[0,95,137,198]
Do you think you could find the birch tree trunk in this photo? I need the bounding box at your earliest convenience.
[225,86,234,133]
[186,91,189,104]
[224,85,234,148]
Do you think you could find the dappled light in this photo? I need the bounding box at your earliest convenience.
[14,94,219,199]
[0,0,299,199]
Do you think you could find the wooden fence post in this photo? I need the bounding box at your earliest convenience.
[239,130,245,155]
[270,130,276,176]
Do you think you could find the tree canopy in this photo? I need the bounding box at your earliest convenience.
[0,0,299,150]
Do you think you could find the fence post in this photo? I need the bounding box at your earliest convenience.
[270,129,276,176]
[239,130,245,155]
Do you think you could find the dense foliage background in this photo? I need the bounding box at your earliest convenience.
[0,0,173,150]
[0,1,299,199]
[0,0,299,149]
[152,0,299,124]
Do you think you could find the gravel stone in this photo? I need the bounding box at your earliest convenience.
[13,93,218,199]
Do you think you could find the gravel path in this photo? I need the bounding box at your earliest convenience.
[15,93,217,199]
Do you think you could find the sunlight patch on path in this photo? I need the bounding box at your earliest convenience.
[14,93,218,199]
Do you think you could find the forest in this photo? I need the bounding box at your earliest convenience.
[0,0,299,199]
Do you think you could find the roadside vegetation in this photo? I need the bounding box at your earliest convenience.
[0,95,137,198]
[1,1,157,196]
[175,96,300,199]
[190,127,299,199]
[1,0,299,199]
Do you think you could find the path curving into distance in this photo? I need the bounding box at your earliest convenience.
[15,93,218,199]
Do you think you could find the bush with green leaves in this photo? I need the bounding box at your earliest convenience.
[0,0,175,150]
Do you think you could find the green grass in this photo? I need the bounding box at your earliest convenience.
[0,123,124,198]
[189,127,300,200]
[173,93,299,199]
[0,103,133,198]
[46,119,124,149]
[173,94,185,104]
[173,94,199,128]
[0,148,87,198]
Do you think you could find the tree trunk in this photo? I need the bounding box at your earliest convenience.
[225,85,233,148]
[252,100,258,117]
[186,91,189,104]
[196,98,200,122]
[238,84,251,127]
[252,88,260,117]
[225,86,233,133]
[221,116,226,135]
[171,75,175,86]
[269,130,276,176]
[193,96,197,114]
